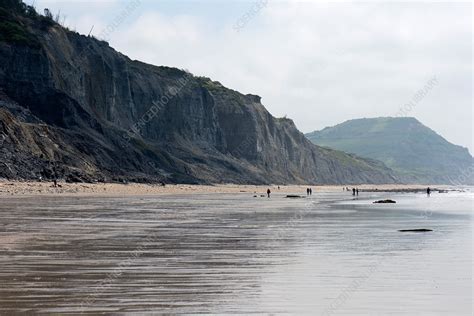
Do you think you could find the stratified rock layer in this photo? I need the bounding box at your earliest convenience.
[0,4,398,184]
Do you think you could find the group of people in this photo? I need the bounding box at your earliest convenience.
[343,187,360,196]
[344,186,432,196]
[265,187,314,198]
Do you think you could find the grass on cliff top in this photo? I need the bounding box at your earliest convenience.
[0,0,60,47]
[197,76,223,90]
[197,76,245,103]
[0,6,40,47]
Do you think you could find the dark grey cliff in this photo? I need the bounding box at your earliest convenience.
[0,3,398,184]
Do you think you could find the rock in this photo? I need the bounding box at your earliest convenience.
[286,195,305,198]
[373,199,396,204]
[398,229,433,232]
[0,4,400,185]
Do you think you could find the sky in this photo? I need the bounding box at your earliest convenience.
[28,0,473,154]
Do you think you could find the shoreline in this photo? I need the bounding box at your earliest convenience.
[0,180,459,197]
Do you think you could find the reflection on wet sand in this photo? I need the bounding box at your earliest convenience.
[0,192,472,314]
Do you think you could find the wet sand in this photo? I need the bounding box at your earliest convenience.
[0,189,472,314]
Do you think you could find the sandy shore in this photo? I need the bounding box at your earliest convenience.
[1,183,471,314]
[0,180,442,197]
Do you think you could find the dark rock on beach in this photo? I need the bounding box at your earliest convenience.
[373,199,396,204]
[362,188,438,193]
[398,229,433,232]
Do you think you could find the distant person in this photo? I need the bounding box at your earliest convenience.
[53,179,57,187]
[278,186,280,190]
[309,188,313,195]
[306,188,310,196]
[267,188,271,198]
[356,188,359,195]
[352,188,356,196]
[427,187,431,196]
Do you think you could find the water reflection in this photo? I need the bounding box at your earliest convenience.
[0,192,472,314]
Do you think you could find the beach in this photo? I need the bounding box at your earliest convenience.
[0,180,445,196]
[0,188,472,314]
[0,1,471,314]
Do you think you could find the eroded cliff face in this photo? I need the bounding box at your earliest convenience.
[0,8,398,184]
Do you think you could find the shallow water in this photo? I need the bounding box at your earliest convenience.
[0,190,472,315]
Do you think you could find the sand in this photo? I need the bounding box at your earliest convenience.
[0,180,438,197]
[1,188,471,314]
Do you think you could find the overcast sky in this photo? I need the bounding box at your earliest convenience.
[29,0,473,154]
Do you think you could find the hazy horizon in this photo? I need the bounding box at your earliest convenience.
[27,0,473,154]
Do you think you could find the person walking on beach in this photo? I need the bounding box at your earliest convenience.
[267,188,271,198]
[427,187,431,196]
[356,188,359,196]
[309,188,313,195]
[306,188,310,196]
[352,188,356,196]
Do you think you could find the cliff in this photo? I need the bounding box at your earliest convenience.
[0,2,398,184]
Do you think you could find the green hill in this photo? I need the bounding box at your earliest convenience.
[306,117,474,184]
